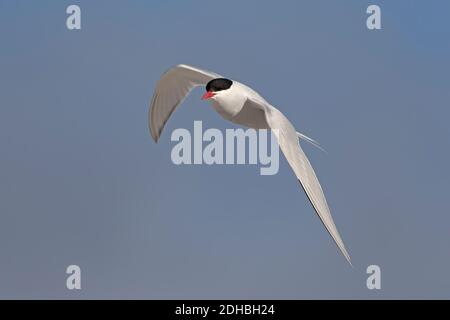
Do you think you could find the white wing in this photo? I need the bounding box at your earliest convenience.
[149,64,222,142]
[244,98,351,265]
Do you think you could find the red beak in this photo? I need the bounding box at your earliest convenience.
[201,91,215,100]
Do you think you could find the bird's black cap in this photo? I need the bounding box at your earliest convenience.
[205,78,233,92]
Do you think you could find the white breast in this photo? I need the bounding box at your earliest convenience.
[208,82,248,121]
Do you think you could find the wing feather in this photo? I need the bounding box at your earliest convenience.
[260,101,351,265]
[149,64,222,142]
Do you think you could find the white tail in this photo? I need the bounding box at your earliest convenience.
[296,132,327,153]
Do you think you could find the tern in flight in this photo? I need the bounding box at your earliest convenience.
[149,64,351,265]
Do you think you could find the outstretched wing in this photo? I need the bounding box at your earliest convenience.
[149,64,222,142]
[243,97,351,265]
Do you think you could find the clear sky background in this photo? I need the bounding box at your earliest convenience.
[0,0,449,299]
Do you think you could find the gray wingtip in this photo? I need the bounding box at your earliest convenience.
[148,119,159,143]
[149,95,159,143]
[336,240,352,267]
[343,251,353,267]
[150,129,159,143]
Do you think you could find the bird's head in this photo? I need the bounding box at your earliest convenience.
[201,78,233,101]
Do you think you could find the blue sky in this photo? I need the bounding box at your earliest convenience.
[0,0,449,298]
